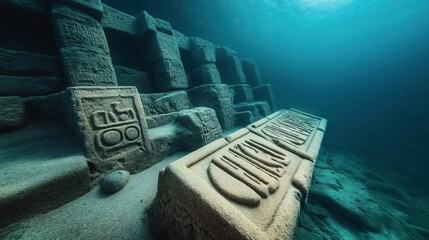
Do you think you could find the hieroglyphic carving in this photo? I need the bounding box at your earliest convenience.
[64,87,150,172]
[51,5,117,86]
[260,110,319,146]
[208,138,289,206]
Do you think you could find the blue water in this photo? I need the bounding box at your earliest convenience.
[105,0,429,166]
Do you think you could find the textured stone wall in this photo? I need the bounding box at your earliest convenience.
[0,0,277,179]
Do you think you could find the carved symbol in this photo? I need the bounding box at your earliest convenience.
[89,101,144,158]
[208,139,289,207]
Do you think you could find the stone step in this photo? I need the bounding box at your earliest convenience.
[0,122,91,228]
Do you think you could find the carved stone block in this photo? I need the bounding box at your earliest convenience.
[0,96,26,129]
[173,30,190,51]
[140,91,191,116]
[189,37,216,66]
[60,47,117,86]
[114,66,151,93]
[252,84,277,111]
[217,55,247,85]
[63,87,151,173]
[57,0,104,21]
[145,31,181,63]
[247,109,327,162]
[188,84,235,130]
[189,63,221,87]
[149,112,326,239]
[52,5,117,86]
[52,6,109,52]
[136,11,173,36]
[241,59,263,87]
[254,101,272,117]
[229,84,254,104]
[101,5,138,35]
[176,107,223,150]
[152,58,188,91]
[216,46,238,60]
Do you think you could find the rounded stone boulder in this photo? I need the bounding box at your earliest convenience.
[100,170,130,194]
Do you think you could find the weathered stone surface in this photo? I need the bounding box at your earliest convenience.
[229,84,254,104]
[152,58,188,91]
[188,84,235,130]
[241,59,263,87]
[51,5,117,86]
[149,111,326,240]
[248,109,326,162]
[0,75,63,96]
[0,96,26,129]
[114,65,151,93]
[217,54,247,85]
[252,84,277,111]
[216,46,238,60]
[100,170,130,194]
[136,11,173,36]
[189,37,216,66]
[141,91,191,116]
[173,30,190,51]
[254,101,272,117]
[59,47,117,86]
[146,112,178,128]
[234,103,262,121]
[145,31,181,63]
[57,0,104,21]
[0,47,59,76]
[189,63,221,87]
[62,87,151,175]
[101,4,138,35]
[0,122,91,227]
[176,107,223,150]
[234,110,257,127]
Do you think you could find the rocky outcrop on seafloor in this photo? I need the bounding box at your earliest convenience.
[294,146,429,240]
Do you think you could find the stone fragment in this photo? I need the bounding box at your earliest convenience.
[189,37,216,66]
[149,112,326,240]
[0,47,60,76]
[229,84,254,104]
[101,4,138,35]
[189,63,221,87]
[146,112,178,128]
[0,96,26,129]
[140,91,191,116]
[0,75,63,96]
[62,87,151,174]
[176,107,223,150]
[51,5,117,86]
[252,84,277,111]
[114,66,151,93]
[216,54,247,85]
[136,11,173,36]
[100,170,130,194]
[152,58,188,91]
[241,59,263,87]
[188,84,235,130]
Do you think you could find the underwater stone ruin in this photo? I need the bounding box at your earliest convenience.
[0,1,326,239]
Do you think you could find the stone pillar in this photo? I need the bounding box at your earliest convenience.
[241,59,263,87]
[137,11,188,92]
[188,84,235,130]
[50,1,118,86]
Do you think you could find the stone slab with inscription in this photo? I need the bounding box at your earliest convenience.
[62,87,151,175]
[149,109,327,240]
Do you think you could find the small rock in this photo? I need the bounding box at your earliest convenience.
[100,170,130,194]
